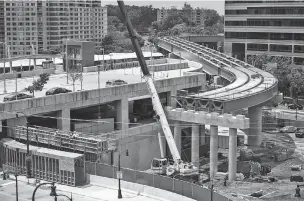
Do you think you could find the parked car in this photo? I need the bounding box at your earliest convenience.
[295,128,304,138]
[288,104,303,110]
[3,93,34,102]
[45,87,72,96]
[279,126,297,133]
[105,79,128,87]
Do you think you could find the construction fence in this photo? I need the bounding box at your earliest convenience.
[85,161,232,201]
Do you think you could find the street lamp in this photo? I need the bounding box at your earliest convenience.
[98,48,104,119]
[65,38,70,84]
[16,112,31,180]
[109,53,113,70]
[117,149,129,199]
[1,42,8,93]
[32,182,73,201]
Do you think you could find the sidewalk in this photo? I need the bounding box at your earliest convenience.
[8,174,164,201]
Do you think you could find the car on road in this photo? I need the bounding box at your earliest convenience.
[287,104,303,110]
[3,92,34,102]
[45,87,72,96]
[295,128,304,138]
[279,126,297,133]
[105,79,128,87]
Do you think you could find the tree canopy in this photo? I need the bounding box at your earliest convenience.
[24,73,50,96]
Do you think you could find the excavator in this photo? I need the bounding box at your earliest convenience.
[117,1,198,177]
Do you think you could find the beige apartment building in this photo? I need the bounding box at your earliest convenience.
[0,0,107,57]
[224,0,304,66]
[157,7,205,25]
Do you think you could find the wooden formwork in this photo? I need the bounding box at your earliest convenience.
[0,138,86,186]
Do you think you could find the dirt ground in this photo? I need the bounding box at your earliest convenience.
[203,132,304,200]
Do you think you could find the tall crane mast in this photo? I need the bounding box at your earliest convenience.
[117,1,181,163]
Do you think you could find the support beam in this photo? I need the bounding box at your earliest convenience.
[248,105,263,146]
[167,86,177,108]
[116,98,129,131]
[210,125,218,178]
[191,124,199,168]
[228,128,237,181]
[57,108,70,131]
[174,121,182,155]
[200,124,206,145]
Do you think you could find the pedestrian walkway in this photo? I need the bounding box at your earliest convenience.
[7,174,168,201]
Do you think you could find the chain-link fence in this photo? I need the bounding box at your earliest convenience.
[85,161,231,201]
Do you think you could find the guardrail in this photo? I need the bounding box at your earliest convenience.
[85,161,233,201]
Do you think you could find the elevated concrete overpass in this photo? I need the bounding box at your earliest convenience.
[158,36,278,147]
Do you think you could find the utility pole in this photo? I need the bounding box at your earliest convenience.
[66,39,69,84]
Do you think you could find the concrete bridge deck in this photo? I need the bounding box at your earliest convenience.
[159,37,278,112]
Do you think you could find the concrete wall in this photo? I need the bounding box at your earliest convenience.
[82,58,186,73]
[114,123,161,170]
[73,118,114,134]
[0,68,55,80]
[0,74,204,121]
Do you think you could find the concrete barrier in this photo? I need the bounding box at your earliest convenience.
[0,68,55,80]
[90,175,195,201]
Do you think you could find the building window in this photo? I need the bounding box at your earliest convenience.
[294,57,304,65]
[294,45,304,53]
[247,43,268,51]
[270,44,292,52]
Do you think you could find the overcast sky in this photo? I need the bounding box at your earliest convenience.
[102,1,225,15]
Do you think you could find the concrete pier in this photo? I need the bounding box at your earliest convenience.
[248,105,262,146]
[228,128,237,181]
[210,125,218,178]
[191,124,200,167]
[174,121,182,154]
[57,108,70,131]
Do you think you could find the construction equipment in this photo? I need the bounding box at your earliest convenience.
[117,1,198,177]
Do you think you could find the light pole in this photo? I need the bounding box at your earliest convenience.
[65,38,69,84]
[109,53,113,70]
[98,48,104,119]
[1,42,7,93]
[150,44,154,79]
[32,182,73,201]
[16,112,31,180]
[117,149,129,199]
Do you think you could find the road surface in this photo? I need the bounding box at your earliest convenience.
[0,61,199,103]
[0,175,165,201]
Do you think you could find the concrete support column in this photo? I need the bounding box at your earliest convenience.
[228,128,237,181]
[248,105,263,146]
[6,116,27,138]
[57,108,70,131]
[167,86,177,108]
[200,124,206,145]
[210,125,218,178]
[191,124,200,167]
[116,98,129,131]
[174,121,182,154]
[214,76,222,85]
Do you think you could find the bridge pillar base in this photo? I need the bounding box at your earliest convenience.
[116,98,129,131]
[210,125,218,178]
[200,125,206,145]
[57,108,70,131]
[248,105,263,146]
[174,121,182,155]
[191,124,200,168]
[228,128,237,181]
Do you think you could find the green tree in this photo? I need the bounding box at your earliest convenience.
[247,54,292,96]
[69,66,83,92]
[203,9,220,27]
[288,68,304,99]
[24,73,50,96]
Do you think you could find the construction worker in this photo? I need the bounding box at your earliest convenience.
[295,185,301,197]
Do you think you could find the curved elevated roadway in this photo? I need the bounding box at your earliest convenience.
[158,37,278,113]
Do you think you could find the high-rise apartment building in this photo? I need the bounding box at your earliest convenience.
[1,0,107,58]
[157,7,205,25]
[224,0,304,66]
